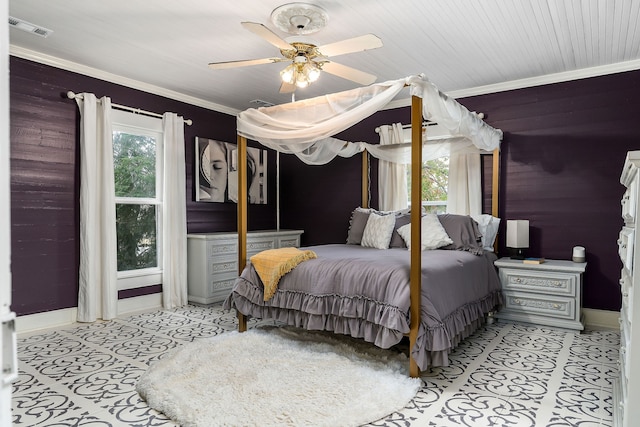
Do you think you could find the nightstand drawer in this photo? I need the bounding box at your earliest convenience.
[499,268,577,297]
[502,291,576,321]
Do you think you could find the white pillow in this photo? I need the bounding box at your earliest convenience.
[471,214,501,252]
[361,212,396,249]
[397,214,453,250]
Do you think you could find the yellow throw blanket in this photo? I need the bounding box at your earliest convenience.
[250,247,317,301]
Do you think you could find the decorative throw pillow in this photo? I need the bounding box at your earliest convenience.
[471,214,501,252]
[361,212,396,249]
[389,213,412,248]
[397,214,453,250]
[346,207,372,245]
[438,214,484,255]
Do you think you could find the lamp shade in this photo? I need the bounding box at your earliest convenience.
[506,220,529,248]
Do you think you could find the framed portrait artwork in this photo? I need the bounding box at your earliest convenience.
[195,137,267,204]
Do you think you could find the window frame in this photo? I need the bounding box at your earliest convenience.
[111,110,164,291]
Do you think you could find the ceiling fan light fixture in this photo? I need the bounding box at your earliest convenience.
[280,64,296,84]
[295,72,309,88]
[304,63,321,82]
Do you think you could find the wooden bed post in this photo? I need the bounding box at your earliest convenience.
[491,148,499,218]
[491,147,500,252]
[409,95,422,378]
[237,134,248,332]
[362,150,369,208]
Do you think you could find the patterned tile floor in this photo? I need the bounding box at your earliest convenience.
[12,304,618,426]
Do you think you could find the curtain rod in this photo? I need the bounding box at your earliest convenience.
[374,113,484,134]
[66,91,193,126]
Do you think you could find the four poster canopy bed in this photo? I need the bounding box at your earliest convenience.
[223,74,504,378]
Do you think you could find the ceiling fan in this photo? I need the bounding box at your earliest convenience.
[208,3,383,93]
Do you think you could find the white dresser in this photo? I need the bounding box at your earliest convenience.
[187,229,304,305]
[494,258,586,331]
[615,151,640,427]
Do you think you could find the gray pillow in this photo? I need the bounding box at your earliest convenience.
[346,208,371,244]
[389,213,411,248]
[437,214,484,255]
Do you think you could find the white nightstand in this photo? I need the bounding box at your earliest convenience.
[494,257,587,331]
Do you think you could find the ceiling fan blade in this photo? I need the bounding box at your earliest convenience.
[279,81,296,94]
[208,57,285,70]
[317,34,383,57]
[321,62,377,85]
[241,22,293,51]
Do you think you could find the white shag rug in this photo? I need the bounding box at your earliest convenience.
[136,326,422,427]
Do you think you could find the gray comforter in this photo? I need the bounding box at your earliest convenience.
[223,244,502,371]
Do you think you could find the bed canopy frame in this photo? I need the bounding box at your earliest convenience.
[233,74,503,377]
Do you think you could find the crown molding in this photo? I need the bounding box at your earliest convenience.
[10,45,241,116]
[383,59,640,110]
[12,45,640,115]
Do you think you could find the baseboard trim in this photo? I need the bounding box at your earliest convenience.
[582,308,620,330]
[15,307,78,335]
[16,293,163,335]
[117,293,163,317]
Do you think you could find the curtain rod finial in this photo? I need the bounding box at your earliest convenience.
[66,90,76,99]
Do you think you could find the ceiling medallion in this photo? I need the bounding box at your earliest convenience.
[270,3,329,35]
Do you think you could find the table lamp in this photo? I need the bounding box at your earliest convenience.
[506,219,529,259]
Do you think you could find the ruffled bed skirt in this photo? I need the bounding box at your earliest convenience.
[223,276,502,372]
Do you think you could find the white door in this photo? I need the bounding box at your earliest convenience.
[1,0,17,424]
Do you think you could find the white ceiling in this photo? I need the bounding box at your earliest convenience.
[8,0,640,115]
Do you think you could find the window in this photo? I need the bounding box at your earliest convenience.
[406,157,449,214]
[402,125,449,214]
[111,110,163,290]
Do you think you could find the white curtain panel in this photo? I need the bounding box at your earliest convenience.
[446,152,482,216]
[76,94,118,322]
[378,123,408,211]
[162,113,188,309]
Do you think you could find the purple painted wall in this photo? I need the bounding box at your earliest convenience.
[9,57,276,315]
[10,55,638,315]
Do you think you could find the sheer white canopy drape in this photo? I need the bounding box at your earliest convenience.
[377,123,408,211]
[76,93,118,322]
[237,74,502,165]
[162,113,188,309]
